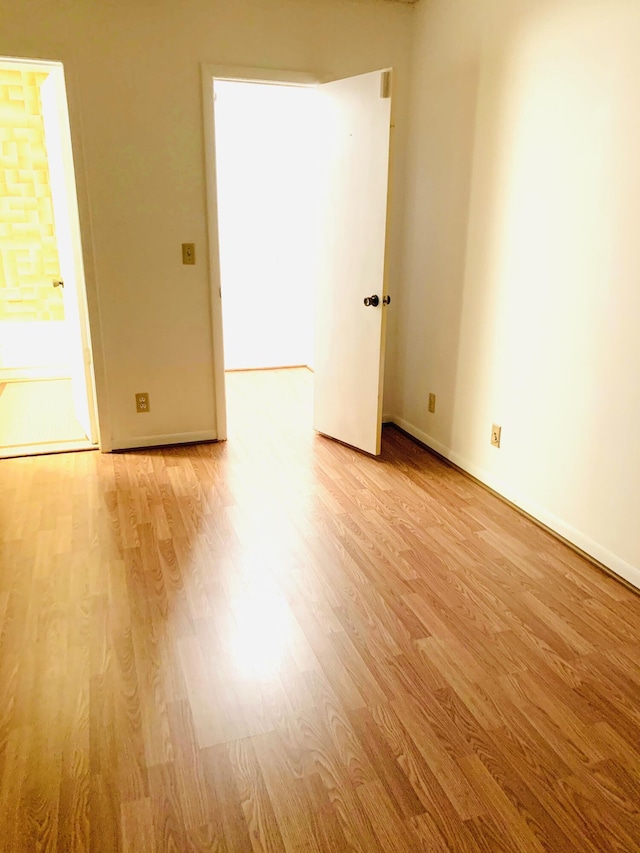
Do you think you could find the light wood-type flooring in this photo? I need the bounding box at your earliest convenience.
[1,368,639,851]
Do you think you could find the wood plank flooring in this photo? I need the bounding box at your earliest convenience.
[1,367,639,851]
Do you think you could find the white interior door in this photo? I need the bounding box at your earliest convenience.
[41,72,97,443]
[313,69,392,456]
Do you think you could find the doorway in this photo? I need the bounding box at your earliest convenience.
[213,79,318,437]
[0,57,98,457]
[215,81,318,374]
[204,67,393,456]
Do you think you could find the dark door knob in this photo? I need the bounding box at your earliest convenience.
[383,295,391,305]
[363,294,379,307]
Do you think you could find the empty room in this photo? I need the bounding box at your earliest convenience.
[1,0,639,851]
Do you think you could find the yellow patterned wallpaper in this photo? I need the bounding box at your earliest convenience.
[0,68,64,322]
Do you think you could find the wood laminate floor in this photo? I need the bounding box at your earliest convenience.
[1,368,639,852]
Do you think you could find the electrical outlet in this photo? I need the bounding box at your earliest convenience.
[136,392,150,413]
[491,424,501,448]
[428,393,436,414]
[182,243,196,265]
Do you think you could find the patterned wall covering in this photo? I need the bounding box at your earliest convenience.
[0,68,64,322]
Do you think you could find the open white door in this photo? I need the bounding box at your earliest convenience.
[41,71,97,443]
[313,69,392,456]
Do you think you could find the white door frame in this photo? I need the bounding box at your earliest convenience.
[0,55,109,450]
[201,65,323,441]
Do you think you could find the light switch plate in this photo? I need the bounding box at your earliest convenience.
[182,243,196,265]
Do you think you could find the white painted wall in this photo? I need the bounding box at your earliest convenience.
[0,0,413,448]
[392,0,640,586]
[214,81,318,371]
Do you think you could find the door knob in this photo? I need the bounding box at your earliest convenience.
[53,279,64,289]
[363,294,379,307]
[383,295,391,305]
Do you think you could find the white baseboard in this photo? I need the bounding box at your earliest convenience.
[390,415,640,591]
[111,430,218,451]
[392,416,450,456]
[0,367,70,382]
[0,439,95,459]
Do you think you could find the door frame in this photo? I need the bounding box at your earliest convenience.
[0,54,108,450]
[201,64,323,441]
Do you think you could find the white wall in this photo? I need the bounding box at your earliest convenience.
[392,0,640,586]
[214,82,318,371]
[0,0,413,448]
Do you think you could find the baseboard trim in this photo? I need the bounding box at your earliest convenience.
[225,365,311,373]
[389,416,640,592]
[0,367,70,382]
[0,440,95,459]
[111,430,218,451]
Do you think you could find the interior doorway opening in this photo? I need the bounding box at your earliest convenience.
[212,79,319,435]
[205,66,393,456]
[0,57,98,457]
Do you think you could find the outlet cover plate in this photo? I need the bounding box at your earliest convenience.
[136,392,150,413]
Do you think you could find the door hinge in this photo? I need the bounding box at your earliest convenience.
[380,70,391,99]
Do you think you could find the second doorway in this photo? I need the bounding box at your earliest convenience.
[214,79,319,415]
